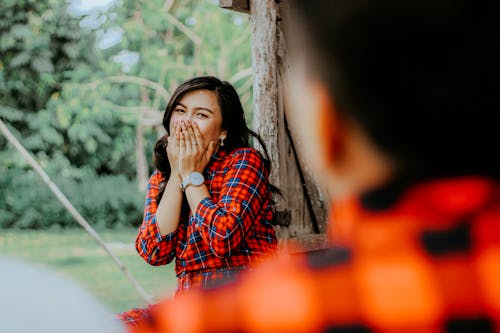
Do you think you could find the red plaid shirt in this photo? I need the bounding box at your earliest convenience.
[129,176,500,333]
[135,147,277,280]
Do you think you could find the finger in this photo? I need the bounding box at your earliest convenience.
[192,121,204,150]
[175,126,181,152]
[205,140,215,161]
[173,121,179,135]
[181,122,191,155]
[167,135,175,150]
[185,120,198,152]
[179,127,186,157]
[169,121,178,137]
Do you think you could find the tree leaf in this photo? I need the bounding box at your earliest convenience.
[0,105,25,121]
[0,35,16,51]
[10,24,32,39]
[10,52,31,67]
[32,57,54,73]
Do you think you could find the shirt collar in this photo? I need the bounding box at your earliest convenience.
[204,148,229,172]
[211,148,228,161]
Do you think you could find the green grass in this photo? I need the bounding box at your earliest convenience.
[0,228,177,313]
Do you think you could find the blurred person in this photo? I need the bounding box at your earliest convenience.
[118,76,278,327]
[0,256,125,333]
[124,1,500,332]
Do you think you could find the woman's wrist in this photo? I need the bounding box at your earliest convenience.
[180,168,204,178]
[167,170,182,185]
[180,171,191,178]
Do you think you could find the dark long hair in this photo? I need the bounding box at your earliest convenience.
[153,76,279,202]
[288,0,500,181]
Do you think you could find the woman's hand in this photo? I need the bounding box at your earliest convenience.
[178,120,215,177]
[167,121,181,178]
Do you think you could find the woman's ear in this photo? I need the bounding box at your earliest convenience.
[218,130,228,147]
[219,130,227,141]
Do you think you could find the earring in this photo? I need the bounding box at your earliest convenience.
[220,138,225,147]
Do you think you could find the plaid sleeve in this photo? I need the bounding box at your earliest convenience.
[193,149,270,258]
[135,171,177,266]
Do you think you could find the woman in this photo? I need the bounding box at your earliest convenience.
[119,76,277,325]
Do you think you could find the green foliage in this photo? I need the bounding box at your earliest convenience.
[0,165,144,229]
[0,0,98,111]
[96,0,253,113]
[0,0,253,229]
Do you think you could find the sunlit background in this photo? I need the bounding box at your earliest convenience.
[0,0,252,312]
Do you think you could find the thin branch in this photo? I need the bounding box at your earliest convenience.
[84,75,171,103]
[233,27,251,48]
[97,99,163,126]
[152,65,169,111]
[229,67,252,83]
[136,90,150,192]
[99,98,161,116]
[238,75,254,95]
[75,96,163,125]
[240,91,251,108]
[164,11,202,46]
[0,117,154,305]
[216,12,229,77]
[162,0,175,12]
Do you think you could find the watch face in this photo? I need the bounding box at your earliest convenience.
[190,172,204,186]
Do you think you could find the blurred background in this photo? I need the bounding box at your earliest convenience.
[0,0,252,312]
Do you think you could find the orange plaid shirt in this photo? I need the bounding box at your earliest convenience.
[129,176,500,333]
[136,147,277,279]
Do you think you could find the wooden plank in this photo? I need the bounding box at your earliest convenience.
[277,1,328,236]
[219,0,250,14]
[279,234,329,254]
[276,0,329,234]
[246,0,329,243]
[250,0,317,239]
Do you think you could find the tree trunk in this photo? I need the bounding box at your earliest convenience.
[249,0,328,246]
[136,91,150,192]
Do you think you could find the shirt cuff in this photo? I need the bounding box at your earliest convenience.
[194,197,217,227]
[151,215,176,242]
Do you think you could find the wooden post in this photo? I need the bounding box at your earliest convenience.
[223,0,329,251]
[249,0,328,247]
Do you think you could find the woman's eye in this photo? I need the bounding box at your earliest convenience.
[174,109,185,113]
[197,113,208,118]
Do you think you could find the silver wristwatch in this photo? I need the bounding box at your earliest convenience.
[180,172,205,191]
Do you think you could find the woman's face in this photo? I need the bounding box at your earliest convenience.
[169,89,226,148]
